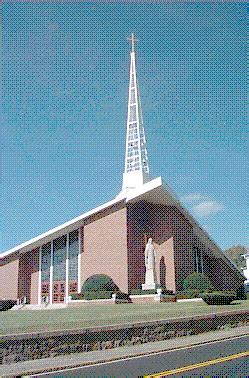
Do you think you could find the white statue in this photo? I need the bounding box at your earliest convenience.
[142,238,158,290]
[145,238,156,270]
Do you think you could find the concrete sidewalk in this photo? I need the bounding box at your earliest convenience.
[2,325,249,377]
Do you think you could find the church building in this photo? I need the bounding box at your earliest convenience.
[0,34,244,305]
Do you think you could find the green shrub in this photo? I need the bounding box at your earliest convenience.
[0,300,17,311]
[176,290,203,299]
[130,289,157,295]
[161,289,174,295]
[182,273,214,292]
[236,285,247,300]
[83,291,113,300]
[130,288,174,295]
[81,274,119,293]
[70,293,84,300]
[70,291,113,300]
[131,289,157,295]
[200,292,236,305]
[115,292,132,303]
[160,295,176,302]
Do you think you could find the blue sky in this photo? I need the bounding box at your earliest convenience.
[2,2,247,252]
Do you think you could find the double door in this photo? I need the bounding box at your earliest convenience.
[53,281,65,303]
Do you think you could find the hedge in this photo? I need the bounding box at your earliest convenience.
[0,300,16,311]
[70,291,132,302]
[130,288,174,295]
[71,291,113,300]
[176,290,204,299]
[160,295,176,302]
[200,292,236,305]
[115,292,132,303]
[130,289,157,295]
[81,274,119,293]
[182,272,214,292]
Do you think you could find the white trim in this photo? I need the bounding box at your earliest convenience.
[78,227,82,294]
[0,177,244,280]
[38,246,42,305]
[65,233,69,304]
[1,197,125,258]
[49,241,53,305]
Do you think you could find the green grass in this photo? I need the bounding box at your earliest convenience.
[1,300,248,336]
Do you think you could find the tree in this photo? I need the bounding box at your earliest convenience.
[224,245,247,271]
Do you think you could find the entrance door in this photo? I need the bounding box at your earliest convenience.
[41,281,50,302]
[53,281,65,303]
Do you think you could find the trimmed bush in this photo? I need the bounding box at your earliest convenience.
[0,300,16,311]
[70,291,113,300]
[182,273,214,292]
[236,285,247,300]
[160,295,176,303]
[70,293,84,300]
[130,288,174,296]
[200,292,236,305]
[161,289,174,295]
[176,290,203,299]
[81,274,119,293]
[84,291,113,300]
[115,292,132,303]
[130,289,157,295]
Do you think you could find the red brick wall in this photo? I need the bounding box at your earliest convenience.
[17,249,39,304]
[82,204,128,293]
[30,249,39,304]
[154,237,175,292]
[126,202,195,292]
[18,252,31,300]
[170,207,194,291]
[126,203,145,292]
[208,256,244,291]
[0,254,19,300]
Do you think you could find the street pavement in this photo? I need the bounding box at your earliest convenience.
[1,325,248,377]
[31,334,249,377]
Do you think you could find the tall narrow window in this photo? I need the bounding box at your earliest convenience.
[68,230,79,294]
[41,243,51,299]
[194,246,203,274]
[53,236,67,281]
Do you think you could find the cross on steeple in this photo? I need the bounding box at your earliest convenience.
[120,32,150,193]
[128,32,139,53]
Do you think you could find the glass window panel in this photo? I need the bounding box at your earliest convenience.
[194,246,203,273]
[41,243,51,282]
[53,235,66,281]
[69,230,79,280]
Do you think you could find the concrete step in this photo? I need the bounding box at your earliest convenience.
[19,303,68,310]
[44,303,67,310]
[10,304,25,310]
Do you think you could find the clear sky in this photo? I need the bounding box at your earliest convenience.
[2,2,247,252]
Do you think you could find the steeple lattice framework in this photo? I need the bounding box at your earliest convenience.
[122,33,150,191]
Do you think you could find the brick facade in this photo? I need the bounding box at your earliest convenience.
[82,204,128,293]
[126,202,195,292]
[0,253,19,300]
[0,199,244,303]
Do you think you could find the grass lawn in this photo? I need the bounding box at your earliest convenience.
[1,300,248,336]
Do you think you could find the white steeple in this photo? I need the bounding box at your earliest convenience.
[121,33,150,193]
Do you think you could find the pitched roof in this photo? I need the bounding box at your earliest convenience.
[0,176,244,278]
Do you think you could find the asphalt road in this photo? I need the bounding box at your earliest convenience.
[36,334,248,378]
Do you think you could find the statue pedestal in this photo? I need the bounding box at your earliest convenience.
[142,268,158,290]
